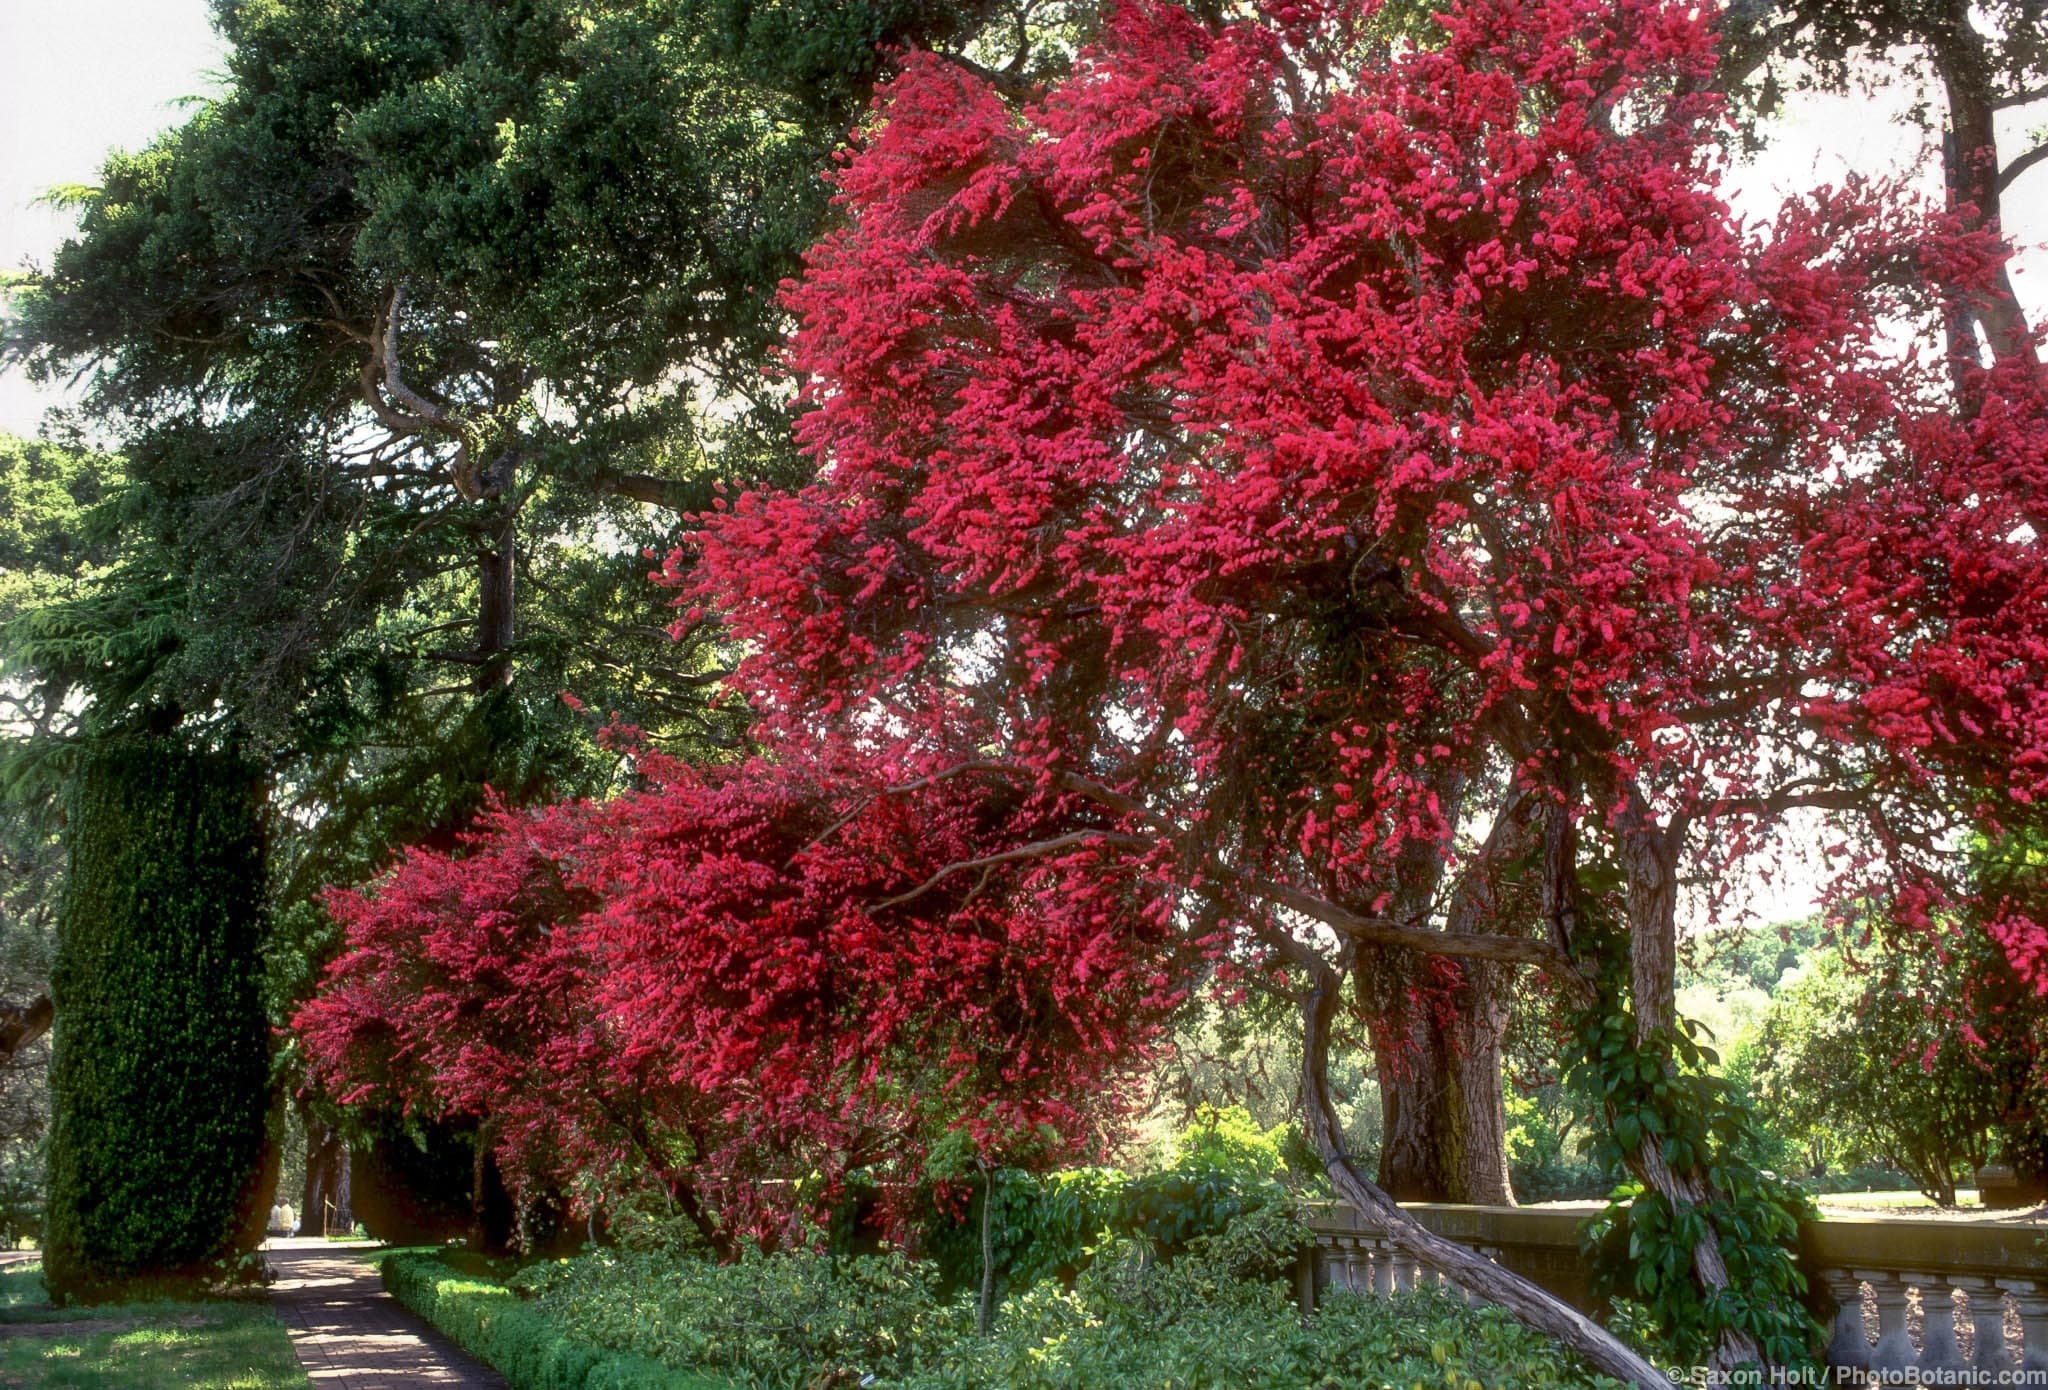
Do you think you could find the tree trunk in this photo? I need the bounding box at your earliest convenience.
[298,1105,341,1237]
[1368,983,1513,1204]
[476,482,517,693]
[1352,770,1516,1206]
[1438,787,1547,1207]
[472,1131,517,1254]
[1371,1012,1456,1202]
[1449,1015,1514,1206]
[1931,1,2033,372]
[330,1144,353,1234]
[1300,964,1669,1390]
[1611,794,1762,1373]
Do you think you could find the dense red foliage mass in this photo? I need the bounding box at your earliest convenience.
[296,749,1192,1238]
[676,0,2047,1367]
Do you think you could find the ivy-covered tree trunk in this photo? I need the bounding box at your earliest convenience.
[44,738,271,1303]
[1622,798,1780,1372]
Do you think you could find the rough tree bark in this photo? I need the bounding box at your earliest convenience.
[1349,772,1516,1205]
[1358,785,1540,1206]
[1435,788,1547,1206]
[1362,960,1516,1205]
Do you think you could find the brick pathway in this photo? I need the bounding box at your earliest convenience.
[265,1238,508,1389]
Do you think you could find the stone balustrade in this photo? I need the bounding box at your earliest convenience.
[1805,1218,2048,1381]
[1301,1202,2048,1383]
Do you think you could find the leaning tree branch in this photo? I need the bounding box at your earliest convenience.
[1297,964,1668,1389]
[872,829,1150,910]
[362,285,482,500]
[1243,871,1592,992]
[597,472,718,514]
[810,758,1592,984]
[929,49,1036,100]
[2000,141,2048,194]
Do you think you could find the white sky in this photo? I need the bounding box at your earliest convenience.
[0,0,225,433]
[0,6,2043,925]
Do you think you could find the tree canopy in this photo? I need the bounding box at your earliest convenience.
[10,0,2048,1381]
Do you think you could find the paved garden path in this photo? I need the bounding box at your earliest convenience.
[265,1237,508,1389]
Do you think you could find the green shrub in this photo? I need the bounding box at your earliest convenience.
[522,1247,968,1390]
[1162,1104,1292,1179]
[910,1206,1617,1389]
[505,1211,1621,1390]
[904,1278,1624,1389]
[383,1249,716,1390]
[918,1107,1301,1298]
[43,737,271,1303]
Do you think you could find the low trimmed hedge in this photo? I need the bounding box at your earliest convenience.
[382,1249,726,1390]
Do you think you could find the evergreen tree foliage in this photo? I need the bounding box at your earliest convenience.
[43,737,270,1303]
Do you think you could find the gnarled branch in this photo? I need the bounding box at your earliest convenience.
[361,285,481,500]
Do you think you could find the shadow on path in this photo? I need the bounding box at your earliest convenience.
[265,1237,507,1389]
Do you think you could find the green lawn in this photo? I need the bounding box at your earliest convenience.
[1814,1189,1986,1214]
[0,1263,307,1389]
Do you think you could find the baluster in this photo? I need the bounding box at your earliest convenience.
[1821,1268,1872,1375]
[1337,1237,1363,1295]
[1952,1275,2013,1375]
[1857,1269,1915,1375]
[1917,1276,1966,1375]
[1999,1279,2048,1374]
[1372,1238,1397,1297]
[1365,1238,1388,1295]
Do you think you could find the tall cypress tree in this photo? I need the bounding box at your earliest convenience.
[43,738,269,1303]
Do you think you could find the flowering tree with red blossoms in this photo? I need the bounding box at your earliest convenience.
[299,0,2048,1381]
[675,0,2048,1378]
[297,747,1197,1251]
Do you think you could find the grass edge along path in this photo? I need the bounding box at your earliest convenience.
[381,1249,726,1390]
[0,1259,309,1389]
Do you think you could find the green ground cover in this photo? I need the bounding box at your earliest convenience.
[0,1262,307,1389]
[386,1224,1626,1390]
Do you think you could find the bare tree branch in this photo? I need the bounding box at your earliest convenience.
[871,830,1149,910]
